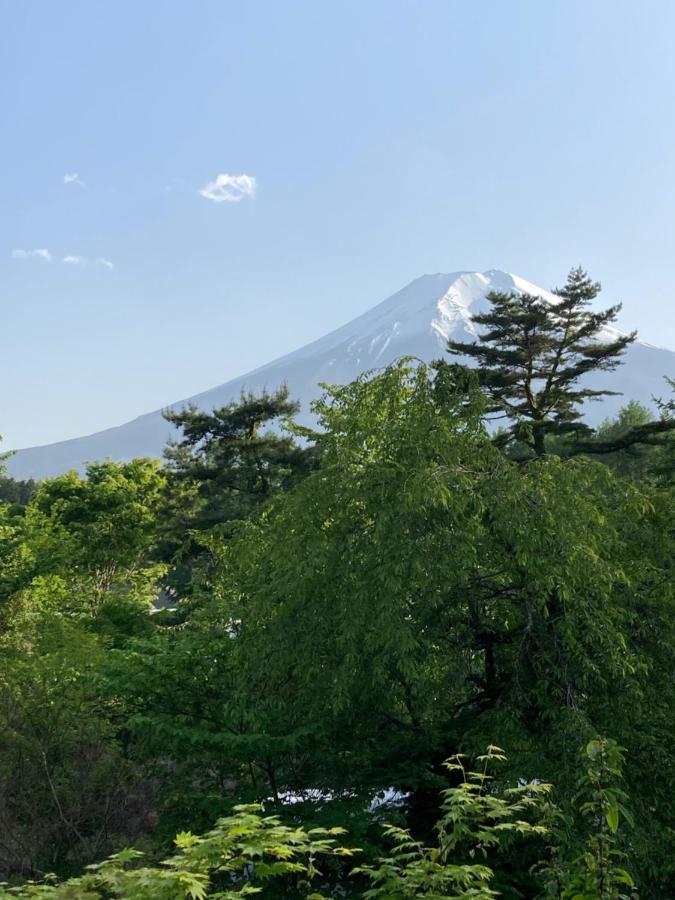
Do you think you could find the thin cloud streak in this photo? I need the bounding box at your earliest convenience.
[12,248,52,261]
[11,250,114,269]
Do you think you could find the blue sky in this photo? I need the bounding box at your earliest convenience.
[2,0,675,450]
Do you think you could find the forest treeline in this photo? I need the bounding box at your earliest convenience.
[0,270,673,898]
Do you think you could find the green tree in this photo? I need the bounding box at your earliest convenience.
[356,746,551,899]
[163,387,316,530]
[22,459,165,612]
[0,440,34,506]
[7,746,641,899]
[2,354,672,894]
[0,804,356,899]
[114,361,674,895]
[0,476,36,506]
[0,459,166,646]
[586,401,655,481]
[540,739,636,900]
[0,613,149,879]
[0,460,167,878]
[446,267,637,457]
[159,387,318,599]
[570,381,674,483]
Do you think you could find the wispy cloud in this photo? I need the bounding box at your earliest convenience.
[62,255,114,269]
[63,172,86,188]
[12,248,52,261]
[199,173,257,203]
[12,249,114,269]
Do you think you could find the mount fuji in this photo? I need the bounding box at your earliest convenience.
[8,270,674,480]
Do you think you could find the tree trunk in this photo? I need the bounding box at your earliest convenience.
[533,423,546,457]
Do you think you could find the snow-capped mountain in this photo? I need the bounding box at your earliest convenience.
[7,270,674,480]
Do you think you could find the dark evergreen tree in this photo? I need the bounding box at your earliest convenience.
[446,267,636,456]
[159,386,319,597]
[0,475,36,505]
[163,386,316,526]
[0,439,36,506]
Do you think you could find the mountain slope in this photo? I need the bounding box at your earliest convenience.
[8,270,674,480]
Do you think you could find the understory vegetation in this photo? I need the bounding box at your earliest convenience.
[0,271,673,898]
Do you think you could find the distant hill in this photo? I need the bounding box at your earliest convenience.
[8,270,674,480]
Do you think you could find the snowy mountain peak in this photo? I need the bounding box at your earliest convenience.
[7,270,673,480]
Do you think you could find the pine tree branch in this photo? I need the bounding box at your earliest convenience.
[573,419,675,454]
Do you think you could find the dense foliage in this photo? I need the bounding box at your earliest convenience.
[0,279,673,897]
[0,743,637,899]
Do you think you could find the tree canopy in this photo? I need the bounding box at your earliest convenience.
[1,291,674,897]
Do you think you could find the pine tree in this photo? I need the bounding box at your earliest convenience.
[163,386,317,528]
[159,386,319,598]
[446,267,636,456]
[575,383,675,481]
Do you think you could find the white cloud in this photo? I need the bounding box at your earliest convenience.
[12,248,52,261]
[63,172,85,187]
[12,250,114,269]
[199,173,257,203]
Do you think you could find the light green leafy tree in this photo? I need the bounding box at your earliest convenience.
[0,804,356,899]
[538,739,636,900]
[356,746,551,899]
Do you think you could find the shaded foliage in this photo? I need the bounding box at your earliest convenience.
[0,348,673,897]
[0,477,36,507]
